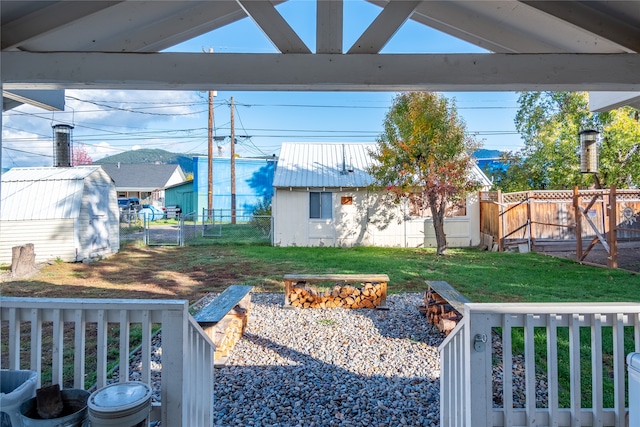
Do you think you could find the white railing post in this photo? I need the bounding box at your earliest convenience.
[30,308,43,388]
[440,319,468,427]
[73,309,86,389]
[161,302,189,427]
[1,298,215,427]
[465,305,494,426]
[613,313,626,427]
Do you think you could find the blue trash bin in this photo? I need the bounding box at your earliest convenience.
[0,369,38,427]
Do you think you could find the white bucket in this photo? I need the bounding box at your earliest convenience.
[87,382,152,427]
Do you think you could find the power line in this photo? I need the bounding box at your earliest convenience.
[2,146,53,158]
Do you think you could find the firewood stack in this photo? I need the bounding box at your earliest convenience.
[423,288,463,335]
[288,282,384,308]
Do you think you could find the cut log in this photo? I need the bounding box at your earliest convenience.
[438,318,458,335]
[11,244,36,278]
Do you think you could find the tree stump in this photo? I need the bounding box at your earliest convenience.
[11,243,36,278]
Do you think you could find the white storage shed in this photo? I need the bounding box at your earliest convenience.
[0,166,119,263]
[272,142,491,248]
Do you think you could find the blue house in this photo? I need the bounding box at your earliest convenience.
[192,156,276,219]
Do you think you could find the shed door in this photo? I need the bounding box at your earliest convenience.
[90,184,111,254]
[308,191,335,246]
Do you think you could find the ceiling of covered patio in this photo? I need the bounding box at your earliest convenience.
[1,0,639,111]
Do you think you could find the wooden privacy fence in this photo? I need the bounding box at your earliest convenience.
[479,186,640,267]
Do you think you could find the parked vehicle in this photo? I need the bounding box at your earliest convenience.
[118,198,142,223]
[137,204,165,221]
[117,198,129,209]
[118,197,141,210]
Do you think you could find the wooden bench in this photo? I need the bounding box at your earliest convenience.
[283,274,389,309]
[193,285,253,366]
[423,280,471,335]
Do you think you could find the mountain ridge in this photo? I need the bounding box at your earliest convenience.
[95,149,202,174]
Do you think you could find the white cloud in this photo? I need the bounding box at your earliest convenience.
[2,125,54,168]
[83,141,120,161]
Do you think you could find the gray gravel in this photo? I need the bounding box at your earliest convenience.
[115,292,547,426]
[212,293,443,427]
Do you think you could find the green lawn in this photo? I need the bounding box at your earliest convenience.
[219,246,640,302]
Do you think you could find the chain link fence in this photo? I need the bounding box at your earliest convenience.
[118,208,272,248]
[119,208,144,247]
[181,209,272,246]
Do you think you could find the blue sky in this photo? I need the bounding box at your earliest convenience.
[2,0,524,169]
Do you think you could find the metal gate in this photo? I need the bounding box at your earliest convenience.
[201,209,222,237]
[142,217,181,246]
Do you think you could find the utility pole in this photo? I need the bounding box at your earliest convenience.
[230,96,236,224]
[206,48,215,220]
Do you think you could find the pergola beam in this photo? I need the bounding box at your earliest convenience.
[2,52,639,92]
[347,0,422,54]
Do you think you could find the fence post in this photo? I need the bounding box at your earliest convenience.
[608,185,618,268]
[574,186,583,260]
[498,190,504,251]
[161,303,189,426]
[465,306,493,426]
[527,191,535,248]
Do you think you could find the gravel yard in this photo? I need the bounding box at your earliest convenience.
[213,293,442,427]
[112,292,554,426]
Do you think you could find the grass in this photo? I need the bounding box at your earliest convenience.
[4,244,637,302]
[211,246,640,302]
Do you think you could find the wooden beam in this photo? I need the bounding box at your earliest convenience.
[316,0,343,54]
[1,1,124,50]
[522,1,640,52]
[2,89,65,111]
[579,206,610,253]
[3,52,639,91]
[238,0,311,54]
[347,0,421,54]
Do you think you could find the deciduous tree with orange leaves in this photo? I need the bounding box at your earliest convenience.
[368,92,481,255]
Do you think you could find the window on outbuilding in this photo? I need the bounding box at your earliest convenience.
[310,192,332,219]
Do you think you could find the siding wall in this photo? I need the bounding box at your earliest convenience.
[165,182,195,214]
[193,157,275,217]
[75,169,119,260]
[0,168,119,264]
[273,188,480,248]
[0,219,76,263]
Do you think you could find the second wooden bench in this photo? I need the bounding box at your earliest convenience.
[423,280,471,335]
[193,285,253,366]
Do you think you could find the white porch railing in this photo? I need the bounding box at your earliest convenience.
[0,297,214,427]
[439,303,640,427]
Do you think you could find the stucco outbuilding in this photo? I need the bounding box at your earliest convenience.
[272,142,491,248]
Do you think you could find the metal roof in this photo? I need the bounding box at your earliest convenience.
[1,166,105,220]
[273,143,377,188]
[273,142,493,189]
